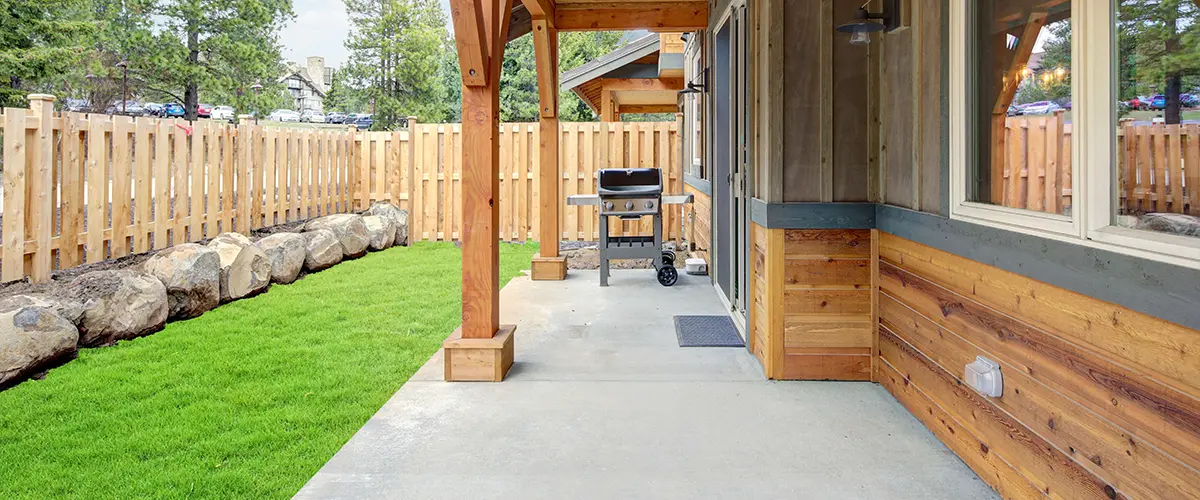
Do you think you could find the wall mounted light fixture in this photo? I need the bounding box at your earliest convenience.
[678,68,707,95]
[836,0,901,45]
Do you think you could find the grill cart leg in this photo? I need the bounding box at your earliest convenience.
[653,212,664,270]
[599,215,610,287]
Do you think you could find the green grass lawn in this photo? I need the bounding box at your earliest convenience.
[0,242,537,499]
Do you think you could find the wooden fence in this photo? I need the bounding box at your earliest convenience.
[0,98,681,283]
[999,112,1200,216]
[359,121,683,244]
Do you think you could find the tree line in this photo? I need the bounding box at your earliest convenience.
[1,0,632,128]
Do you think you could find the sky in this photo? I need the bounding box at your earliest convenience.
[280,0,454,68]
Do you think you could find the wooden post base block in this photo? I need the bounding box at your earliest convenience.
[530,254,568,281]
[442,324,516,382]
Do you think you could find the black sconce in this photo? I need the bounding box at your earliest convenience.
[679,68,707,95]
[836,0,901,45]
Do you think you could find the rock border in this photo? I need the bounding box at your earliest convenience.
[0,204,410,391]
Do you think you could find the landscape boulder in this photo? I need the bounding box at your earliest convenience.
[305,214,370,258]
[362,215,397,251]
[142,243,221,320]
[207,233,272,302]
[255,233,308,284]
[366,202,410,246]
[1134,213,1200,237]
[62,269,168,347]
[0,295,80,388]
[303,229,343,272]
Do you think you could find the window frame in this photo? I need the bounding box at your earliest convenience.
[948,0,1200,269]
[684,33,705,180]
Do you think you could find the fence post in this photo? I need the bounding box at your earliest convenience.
[27,94,56,282]
[348,125,359,210]
[407,116,418,218]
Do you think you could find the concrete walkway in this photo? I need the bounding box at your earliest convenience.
[295,270,996,499]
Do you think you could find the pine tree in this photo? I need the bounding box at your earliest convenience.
[0,0,96,107]
[344,0,451,129]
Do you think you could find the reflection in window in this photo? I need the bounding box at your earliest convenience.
[1116,0,1200,238]
[969,1,1072,215]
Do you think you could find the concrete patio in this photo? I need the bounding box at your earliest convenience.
[295,270,996,499]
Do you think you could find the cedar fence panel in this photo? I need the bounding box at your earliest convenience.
[1001,112,1200,216]
[1,98,681,283]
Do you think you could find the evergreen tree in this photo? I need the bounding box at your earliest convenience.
[0,0,96,107]
[343,0,451,129]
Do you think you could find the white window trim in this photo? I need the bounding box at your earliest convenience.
[949,0,1200,270]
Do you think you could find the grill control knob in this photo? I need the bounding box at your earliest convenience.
[644,201,655,210]
[625,201,634,210]
[604,202,614,210]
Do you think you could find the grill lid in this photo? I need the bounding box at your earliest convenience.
[597,168,662,198]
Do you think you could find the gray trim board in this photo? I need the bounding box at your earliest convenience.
[684,173,712,196]
[876,204,1200,331]
[739,200,1200,330]
[750,199,875,229]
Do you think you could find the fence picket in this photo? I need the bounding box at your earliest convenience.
[134,119,153,252]
[62,114,85,266]
[1170,125,1185,213]
[2,109,27,281]
[423,126,437,241]
[1187,124,1200,216]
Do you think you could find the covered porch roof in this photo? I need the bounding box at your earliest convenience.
[561,33,686,120]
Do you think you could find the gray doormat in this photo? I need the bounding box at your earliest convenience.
[674,315,745,347]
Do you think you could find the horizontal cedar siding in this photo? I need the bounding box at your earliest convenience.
[877,232,1200,499]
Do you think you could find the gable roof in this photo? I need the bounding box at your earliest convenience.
[560,34,661,91]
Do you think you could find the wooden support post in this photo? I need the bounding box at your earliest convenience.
[446,0,518,382]
[601,90,619,122]
[530,17,567,280]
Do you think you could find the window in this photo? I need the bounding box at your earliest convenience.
[950,0,1200,266]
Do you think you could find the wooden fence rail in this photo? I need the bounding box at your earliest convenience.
[1000,112,1200,216]
[0,98,681,283]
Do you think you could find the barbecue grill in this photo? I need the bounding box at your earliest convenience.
[568,168,693,287]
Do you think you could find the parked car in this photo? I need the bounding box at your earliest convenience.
[352,113,374,129]
[1020,101,1060,115]
[197,103,213,118]
[300,110,326,123]
[162,103,186,118]
[1183,93,1200,108]
[143,102,163,116]
[106,100,145,116]
[1149,94,1167,110]
[210,105,235,121]
[1007,104,1024,116]
[62,98,90,113]
[267,109,301,122]
[1128,97,1148,111]
[326,111,347,124]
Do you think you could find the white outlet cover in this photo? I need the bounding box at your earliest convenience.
[964,356,1003,397]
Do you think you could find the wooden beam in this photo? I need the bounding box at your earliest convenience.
[618,104,678,114]
[993,12,1048,114]
[460,0,513,340]
[595,77,685,91]
[449,0,490,86]
[533,20,559,118]
[520,0,555,19]
[555,3,707,31]
[600,90,618,122]
[532,16,566,279]
[508,4,534,42]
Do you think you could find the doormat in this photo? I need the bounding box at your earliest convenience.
[673,315,745,347]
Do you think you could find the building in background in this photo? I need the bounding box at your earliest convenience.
[280,56,333,112]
